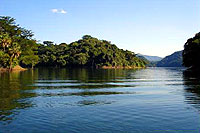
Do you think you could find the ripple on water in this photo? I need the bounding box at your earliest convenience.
[0,67,200,132]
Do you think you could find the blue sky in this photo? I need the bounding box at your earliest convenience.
[0,0,199,57]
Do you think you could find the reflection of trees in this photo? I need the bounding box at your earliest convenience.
[183,70,200,111]
[37,67,137,82]
[0,70,38,124]
[0,68,139,124]
[36,68,138,108]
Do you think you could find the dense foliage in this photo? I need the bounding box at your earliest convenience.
[156,51,183,67]
[0,16,147,69]
[0,16,38,69]
[38,35,147,68]
[183,32,200,69]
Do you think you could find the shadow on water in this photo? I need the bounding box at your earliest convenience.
[183,70,200,111]
[34,68,138,107]
[36,67,138,82]
[0,70,38,124]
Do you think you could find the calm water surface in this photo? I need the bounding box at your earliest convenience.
[0,67,200,133]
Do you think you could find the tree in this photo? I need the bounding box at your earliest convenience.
[43,41,54,46]
[183,32,200,69]
[0,33,12,51]
[21,55,39,69]
[8,42,21,70]
[37,35,147,68]
[1,16,147,69]
[0,16,39,69]
[0,50,10,68]
[82,35,92,40]
[74,53,88,65]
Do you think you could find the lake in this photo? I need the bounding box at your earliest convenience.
[0,67,200,133]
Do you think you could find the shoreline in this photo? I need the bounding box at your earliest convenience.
[0,65,27,72]
[0,65,146,72]
[101,66,146,69]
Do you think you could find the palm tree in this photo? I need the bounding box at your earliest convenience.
[0,33,12,51]
[8,42,21,70]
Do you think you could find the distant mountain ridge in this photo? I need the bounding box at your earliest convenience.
[156,51,183,67]
[137,54,163,62]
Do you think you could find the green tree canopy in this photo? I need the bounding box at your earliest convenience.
[183,32,200,69]
[38,35,147,68]
[0,16,38,69]
[1,16,147,69]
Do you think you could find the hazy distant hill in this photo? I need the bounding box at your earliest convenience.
[137,54,162,62]
[156,51,183,67]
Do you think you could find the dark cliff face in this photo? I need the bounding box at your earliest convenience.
[156,51,183,67]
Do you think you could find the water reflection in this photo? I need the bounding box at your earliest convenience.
[0,68,137,124]
[77,100,113,106]
[36,67,135,81]
[0,70,37,124]
[1,67,200,132]
[183,70,200,111]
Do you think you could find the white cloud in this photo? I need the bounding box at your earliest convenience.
[60,9,67,14]
[51,9,67,14]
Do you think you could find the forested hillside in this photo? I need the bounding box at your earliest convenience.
[0,16,147,70]
[37,35,147,68]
